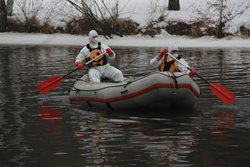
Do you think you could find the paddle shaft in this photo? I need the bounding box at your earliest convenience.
[167,53,209,84]
[38,51,107,94]
[62,51,107,79]
[167,53,235,105]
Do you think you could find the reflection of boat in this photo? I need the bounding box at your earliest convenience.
[69,72,200,110]
[38,105,64,133]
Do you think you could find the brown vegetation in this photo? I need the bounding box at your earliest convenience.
[190,21,206,37]
[6,16,250,39]
[2,0,249,39]
[166,22,191,36]
[7,17,59,33]
[240,25,250,38]
[64,16,139,36]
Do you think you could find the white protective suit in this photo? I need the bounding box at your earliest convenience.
[75,30,124,83]
[150,46,190,74]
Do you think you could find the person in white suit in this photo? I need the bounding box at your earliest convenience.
[75,30,124,83]
[150,45,196,76]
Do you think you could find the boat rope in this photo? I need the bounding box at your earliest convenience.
[170,72,178,94]
[70,72,188,93]
[71,81,128,92]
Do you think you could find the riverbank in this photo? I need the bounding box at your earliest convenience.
[1,32,250,48]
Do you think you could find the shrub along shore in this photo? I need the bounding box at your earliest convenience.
[5,16,250,39]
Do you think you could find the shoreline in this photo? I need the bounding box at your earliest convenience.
[1,32,250,48]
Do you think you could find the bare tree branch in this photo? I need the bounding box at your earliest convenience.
[192,0,250,38]
[66,0,126,38]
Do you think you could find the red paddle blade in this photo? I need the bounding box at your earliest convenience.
[38,76,63,94]
[210,83,236,105]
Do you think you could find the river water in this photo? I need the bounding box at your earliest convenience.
[0,45,250,167]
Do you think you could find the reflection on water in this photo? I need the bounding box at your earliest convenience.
[0,45,250,166]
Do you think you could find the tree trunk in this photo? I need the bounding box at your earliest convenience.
[0,0,7,32]
[7,0,14,16]
[217,22,225,38]
[168,0,180,11]
[217,0,225,38]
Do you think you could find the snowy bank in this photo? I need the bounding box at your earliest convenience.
[0,32,250,48]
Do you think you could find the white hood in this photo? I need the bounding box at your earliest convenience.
[88,30,99,45]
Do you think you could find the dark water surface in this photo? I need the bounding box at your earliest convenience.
[0,45,250,167]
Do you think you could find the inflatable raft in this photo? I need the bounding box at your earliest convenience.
[69,72,200,110]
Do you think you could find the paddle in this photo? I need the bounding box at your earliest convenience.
[38,51,106,94]
[167,53,236,105]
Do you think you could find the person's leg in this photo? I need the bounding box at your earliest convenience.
[88,68,101,82]
[103,65,124,82]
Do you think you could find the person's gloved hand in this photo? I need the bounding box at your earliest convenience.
[158,48,168,59]
[75,61,84,70]
[106,48,113,55]
[189,68,197,77]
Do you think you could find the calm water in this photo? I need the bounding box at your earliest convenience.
[0,45,250,167]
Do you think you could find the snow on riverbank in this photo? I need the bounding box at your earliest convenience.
[0,32,250,48]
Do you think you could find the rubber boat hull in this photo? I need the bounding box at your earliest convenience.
[70,72,200,110]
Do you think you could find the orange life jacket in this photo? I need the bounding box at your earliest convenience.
[86,42,107,67]
[158,56,180,72]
